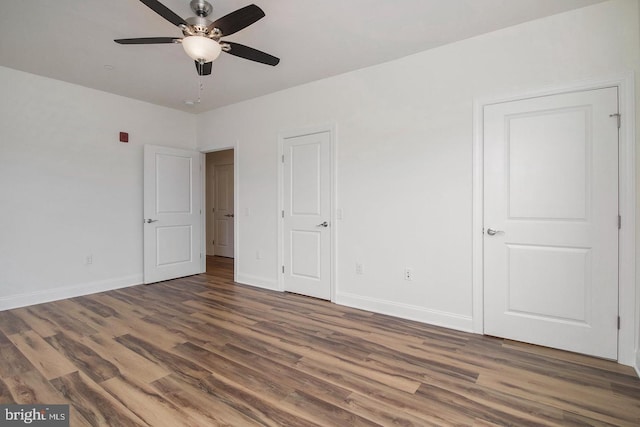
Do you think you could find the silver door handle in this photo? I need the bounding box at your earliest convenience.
[224,214,235,218]
[317,221,329,227]
[144,219,158,224]
[486,228,504,236]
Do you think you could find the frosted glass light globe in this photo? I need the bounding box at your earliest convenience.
[182,36,221,62]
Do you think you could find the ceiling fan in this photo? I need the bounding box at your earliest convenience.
[115,0,280,76]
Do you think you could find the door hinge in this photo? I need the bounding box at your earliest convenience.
[200,253,202,259]
[618,215,621,229]
[282,265,285,273]
[281,210,284,218]
[281,154,285,163]
[618,316,621,330]
[609,113,621,129]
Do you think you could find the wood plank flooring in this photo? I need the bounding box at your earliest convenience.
[1,256,639,426]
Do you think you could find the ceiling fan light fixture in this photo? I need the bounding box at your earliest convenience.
[182,35,221,62]
[115,1,279,71]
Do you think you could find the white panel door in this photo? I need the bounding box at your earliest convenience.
[484,87,619,359]
[214,164,234,258]
[283,131,331,300]
[144,145,202,284]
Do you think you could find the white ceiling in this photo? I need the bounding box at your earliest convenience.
[0,0,605,113]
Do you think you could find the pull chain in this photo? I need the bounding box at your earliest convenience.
[185,65,205,106]
[196,74,203,104]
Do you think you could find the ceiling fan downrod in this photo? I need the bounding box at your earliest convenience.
[190,0,213,17]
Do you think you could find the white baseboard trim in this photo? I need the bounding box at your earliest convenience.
[0,274,143,311]
[335,292,474,333]
[235,273,280,292]
[635,351,640,378]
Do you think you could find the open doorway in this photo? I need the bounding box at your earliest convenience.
[205,149,235,274]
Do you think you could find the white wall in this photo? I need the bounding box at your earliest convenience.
[0,66,196,309]
[196,0,640,334]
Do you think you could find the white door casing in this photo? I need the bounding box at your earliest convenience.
[214,164,234,258]
[483,87,619,359]
[144,145,202,284]
[205,158,215,255]
[282,131,332,300]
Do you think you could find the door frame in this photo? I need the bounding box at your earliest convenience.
[200,145,239,281]
[277,124,337,301]
[472,73,636,366]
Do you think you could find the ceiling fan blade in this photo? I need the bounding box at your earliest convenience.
[223,42,279,66]
[114,37,179,44]
[208,4,265,36]
[139,0,188,27]
[195,61,213,76]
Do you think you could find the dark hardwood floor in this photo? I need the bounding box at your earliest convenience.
[1,256,639,426]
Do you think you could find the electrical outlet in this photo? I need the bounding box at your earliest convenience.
[85,255,93,265]
[355,262,363,275]
[404,268,413,281]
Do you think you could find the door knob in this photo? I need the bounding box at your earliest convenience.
[486,228,504,236]
[144,219,158,224]
[224,214,234,218]
[317,221,329,227]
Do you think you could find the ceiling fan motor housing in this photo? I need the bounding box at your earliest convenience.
[185,16,215,36]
